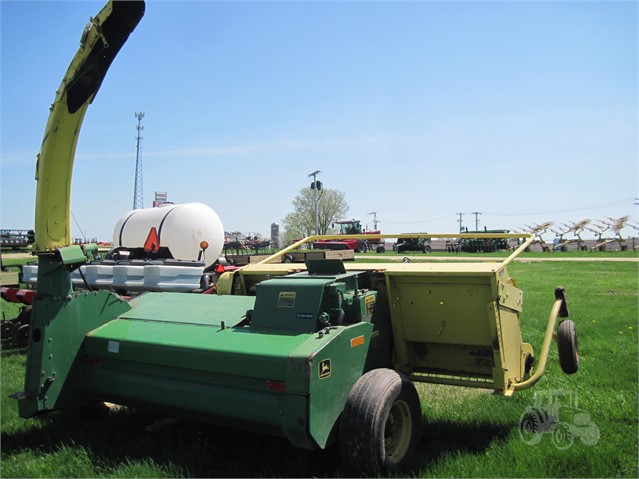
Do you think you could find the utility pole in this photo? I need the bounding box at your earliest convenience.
[456,212,465,233]
[367,212,379,230]
[133,112,145,210]
[308,170,322,235]
[471,211,482,231]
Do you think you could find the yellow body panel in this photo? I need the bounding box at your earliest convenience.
[33,1,144,251]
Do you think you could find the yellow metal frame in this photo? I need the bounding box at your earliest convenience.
[34,4,114,251]
[511,296,564,391]
[33,1,144,252]
[257,233,534,266]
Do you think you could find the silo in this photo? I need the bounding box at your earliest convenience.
[270,222,280,249]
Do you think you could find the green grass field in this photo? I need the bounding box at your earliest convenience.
[1,258,637,477]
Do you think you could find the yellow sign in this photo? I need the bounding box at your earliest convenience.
[365,294,376,315]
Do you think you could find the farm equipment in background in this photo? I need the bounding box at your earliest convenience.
[0,252,22,288]
[223,233,273,255]
[312,219,384,253]
[587,216,630,252]
[551,220,590,252]
[523,222,553,252]
[447,228,511,253]
[1,229,35,249]
[9,2,580,476]
[1,251,32,346]
[394,234,432,254]
[1,287,35,347]
[628,221,639,250]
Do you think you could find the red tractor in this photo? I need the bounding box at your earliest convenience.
[313,219,384,253]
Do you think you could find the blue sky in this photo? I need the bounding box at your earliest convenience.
[1,0,637,242]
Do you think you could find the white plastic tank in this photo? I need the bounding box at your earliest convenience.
[112,203,224,267]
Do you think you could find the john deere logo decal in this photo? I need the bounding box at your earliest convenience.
[319,359,331,379]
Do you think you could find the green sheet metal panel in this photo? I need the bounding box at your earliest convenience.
[307,321,373,448]
[120,291,254,326]
[250,277,334,333]
[57,245,87,265]
[18,290,131,417]
[79,358,289,438]
[82,316,373,449]
[85,320,309,380]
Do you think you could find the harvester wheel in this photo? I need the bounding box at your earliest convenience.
[423,244,432,254]
[557,319,579,374]
[12,323,30,348]
[357,241,368,253]
[376,245,385,254]
[339,368,422,476]
[1,320,14,339]
[16,305,32,325]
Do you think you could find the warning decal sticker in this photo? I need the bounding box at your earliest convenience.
[277,291,296,308]
[365,294,376,315]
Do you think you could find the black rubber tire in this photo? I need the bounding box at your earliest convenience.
[423,244,432,254]
[16,305,32,325]
[376,245,386,254]
[557,319,579,374]
[1,320,14,339]
[12,323,30,348]
[340,369,422,476]
[357,241,368,253]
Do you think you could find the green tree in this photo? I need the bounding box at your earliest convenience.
[282,187,349,245]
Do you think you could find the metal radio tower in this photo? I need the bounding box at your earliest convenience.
[133,111,145,210]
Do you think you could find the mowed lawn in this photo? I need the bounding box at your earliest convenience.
[1,258,637,477]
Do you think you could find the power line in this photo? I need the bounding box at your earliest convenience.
[483,198,635,216]
[383,214,456,225]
